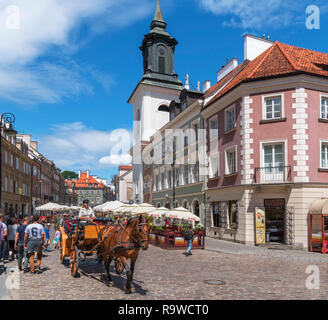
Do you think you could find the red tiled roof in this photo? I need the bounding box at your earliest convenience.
[65,172,106,189]
[119,165,133,171]
[204,41,328,107]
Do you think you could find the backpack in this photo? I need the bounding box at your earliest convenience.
[184,230,193,241]
[0,222,4,241]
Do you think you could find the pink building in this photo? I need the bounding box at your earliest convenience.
[202,35,328,249]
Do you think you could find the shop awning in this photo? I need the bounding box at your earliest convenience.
[308,199,328,215]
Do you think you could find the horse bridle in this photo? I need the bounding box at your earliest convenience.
[118,218,149,249]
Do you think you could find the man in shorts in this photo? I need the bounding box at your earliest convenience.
[24,216,45,274]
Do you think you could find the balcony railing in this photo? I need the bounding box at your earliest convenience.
[253,166,292,184]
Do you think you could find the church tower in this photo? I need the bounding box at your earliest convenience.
[128,0,183,203]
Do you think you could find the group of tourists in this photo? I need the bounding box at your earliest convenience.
[0,213,51,274]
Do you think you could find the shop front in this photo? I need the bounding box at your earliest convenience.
[264,198,285,243]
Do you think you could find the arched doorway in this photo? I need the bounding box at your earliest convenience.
[165,203,171,209]
[193,200,200,217]
[182,200,189,210]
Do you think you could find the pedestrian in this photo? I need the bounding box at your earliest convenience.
[184,225,194,256]
[24,216,45,274]
[44,224,50,252]
[8,218,18,261]
[0,214,8,264]
[15,217,29,272]
[54,229,61,249]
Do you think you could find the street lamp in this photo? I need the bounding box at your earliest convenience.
[0,113,17,213]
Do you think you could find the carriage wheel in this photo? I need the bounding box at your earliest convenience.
[70,246,79,277]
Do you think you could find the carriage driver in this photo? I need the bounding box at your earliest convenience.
[78,200,95,223]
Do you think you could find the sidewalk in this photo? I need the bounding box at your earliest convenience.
[205,237,328,263]
[0,262,11,300]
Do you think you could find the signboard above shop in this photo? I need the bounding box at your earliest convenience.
[264,199,285,209]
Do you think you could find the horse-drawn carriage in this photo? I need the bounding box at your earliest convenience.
[59,215,150,293]
[60,218,109,277]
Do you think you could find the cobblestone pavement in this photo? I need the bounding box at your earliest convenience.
[2,243,327,300]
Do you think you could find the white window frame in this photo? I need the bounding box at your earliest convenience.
[262,93,284,120]
[320,95,328,119]
[209,115,218,140]
[224,105,236,132]
[209,152,219,179]
[260,140,288,169]
[320,140,328,169]
[224,146,238,175]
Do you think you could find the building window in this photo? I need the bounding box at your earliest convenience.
[167,170,172,188]
[225,106,236,132]
[192,122,199,143]
[321,97,328,119]
[192,162,199,183]
[321,142,328,169]
[264,96,282,120]
[209,154,219,178]
[158,56,165,74]
[184,165,189,185]
[228,201,238,229]
[4,151,8,165]
[212,202,221,227]
[225,147,237,175]
[175,167,180,187]
[209,116,218,139]
[263,143,284,172]
[4,177,8,192]
[161,172,165,190]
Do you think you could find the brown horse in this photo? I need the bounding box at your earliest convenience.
[98,215,150,294]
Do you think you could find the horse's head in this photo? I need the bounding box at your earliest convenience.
[131,215,150,251]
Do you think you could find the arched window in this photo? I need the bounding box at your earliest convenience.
[174,201,179,208]
[182,200,189,210]
[158,105,170,112]
[157,203,161,208]
[136,109,141,121]
[165,203,171,209]
[193,200,200,217]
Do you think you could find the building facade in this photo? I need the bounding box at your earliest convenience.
[202,35,328,249]
[1,132,33,216]
[114,166,133,204]
[150,89,206,225]
[129,0,183,204]
[65,171,109,207]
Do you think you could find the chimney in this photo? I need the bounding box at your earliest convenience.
[202,80,211,93]
[87,170,90,179]
[78,170,81,178]
[31,141,38,151]
[217,58,238,82]
[244,34,274,61]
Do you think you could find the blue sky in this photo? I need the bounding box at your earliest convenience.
[2,0,328,181]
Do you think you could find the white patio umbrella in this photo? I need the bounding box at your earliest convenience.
[35,202,62,211]
[112,204,133,216]
[101,201,124,212]
[120,204,140,215]
[165,207,200,222]
[130,204,155,216]
[146,207,169,217]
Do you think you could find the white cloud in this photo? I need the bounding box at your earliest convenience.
[200,0,308,29]
[38,122,133,170]
[99,154,132,166]
[0,0,153,104]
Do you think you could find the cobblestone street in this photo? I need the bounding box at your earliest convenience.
[3,242,328,300]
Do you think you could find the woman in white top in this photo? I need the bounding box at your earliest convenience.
[8,218,18,261]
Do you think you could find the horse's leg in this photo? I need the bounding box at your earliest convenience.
[102,251,113,286]
[129,257,137,293]
[122,256,132,294]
